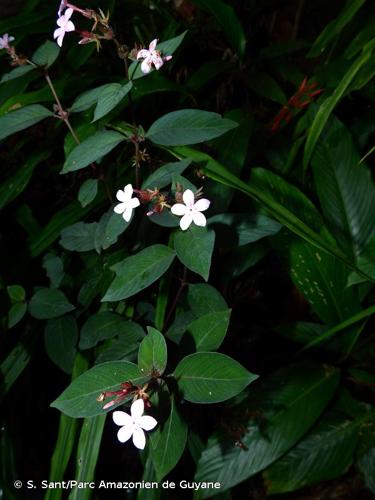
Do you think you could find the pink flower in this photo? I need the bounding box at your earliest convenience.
[171,189,210,231]
[54,8,75,47]
[0,33,15,50]
[136,39,172,74]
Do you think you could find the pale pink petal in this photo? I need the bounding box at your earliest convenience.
[192,211,207,227]
[180,213,193,231]
[193,198,210,212]
[137,49,150,60]
[183,189,195,208]
[152,55,164,70]
[171,203,188,216]
[139,415,157,431]
[131,398,144,419]
[128,197,141,209]
[123,184,133,200]
[141,58,152,74]
[64,8,74,21]
[53,28,62,40]
[113,411,132,427]
[149,39,158,51]
[65,20,75,32]
[117,425,133,443]
[114,202,126,214]
[164,55,172,62]
[56,17,64,27]
[57,34,64,47]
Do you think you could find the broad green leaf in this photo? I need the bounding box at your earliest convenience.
[78,179,98,208]
[95,338,139,365]
[8,303,27,329]
[51,361,148,417]
[151,398,188,481]
[70,83,115,113]
[194,362,340,496]
[187,283,227,317]
[128,32,187,80]
[348,237,375,286]
[264,411,361,493]
[7,285,25,303]
[60,222,98,252]
[0,104,53,141]
[32,40,60,67]
[191,0,246,57]
[312,121,375,257]
[61,131,125,174]
[166,311,196,344]
[69,415,106,500]
[44,316,78,374]
[183,309,231,351]
[358,447,375,493]
[208,213,281,247]
[174,226,215,281]
[174,352,257,403]
[102,244,175,302]
[146,109,238,146]
[138,327,167,376]
[43,254,64,288]
[142,159,192,189]
[0,64,35,83]
[93,81,133,121]
[79,313,144,350]
[308,0,367,57]
[29,288,75,320]
[304,39,375,168]
[94,209,131,252]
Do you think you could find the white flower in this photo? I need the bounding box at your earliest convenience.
[0,33,15,50]
[171,189,210,231]
[54,7,75,47]
[113,184,140,222]
[136,39,172,74]
[112,399,157,450]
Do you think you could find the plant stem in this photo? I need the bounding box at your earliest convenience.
[164,267,188,329]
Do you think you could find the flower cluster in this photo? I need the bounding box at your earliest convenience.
[0,33,14,50]
[113,184,211,231]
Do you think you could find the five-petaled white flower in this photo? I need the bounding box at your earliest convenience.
[113,184,140,222]
[136,39,172,74]
[113,399,157,450]
[171,189,210,231]
[0,33,15,50]
[54,7,75,47]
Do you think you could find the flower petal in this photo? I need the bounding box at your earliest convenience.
[132,427,146,450]
[141,58,152,74]
[137,49,150,60]
[193,198,210,212]
[64,8,74,21]
[139,415,157,431]
[180,213,193,231]
[171,203,188,216]
[53,28,62,40]
[114,202,126,214]
[117,425,134,443]
[56,34,64,47]
[152,55,164,70]
[116,189,127,202]
[192,211,207,227]
[65,20,75,32]
[183,189,195,208]
[128,197,141,210]
[123,183,133,200]
[113,411,132,427]
[131,398,144,419]
[122,206,134,222]
[149,39,158,51]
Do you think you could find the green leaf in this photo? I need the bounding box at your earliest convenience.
[102,244,175,302]
[78,179,98,208]
[138,327,168,376]
[0,64,35,83]
[8,303,27,329]
[264,410,361,493]
[191,0,246,57]
[7,285,25,303]
[174,352,257,403]
[94,209,131,252]
[142,159,192,189]
[79,313,144,350]
[174,226,215,281]
[194,362,340,496]
[304,39,375,168]
[70,83,115,113]
[32,40,60,67]
[187,283,227,317]
[312,121,375,257]
[60,222,98,252]
[128,32,187,79]
[308,0,367,57]
[0,104,53,141]
[69,415,106,500]
[358,447,375,494]
[146,109,238,146]
[151,398,188,481]
[61,131,125,174]
[43,254,64,288]
[183,310,231,352]
[44,316,78,374]
[208,213,281,247]
[29,288,75,320]
[93,81,133,122]
[51,361,148,417]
